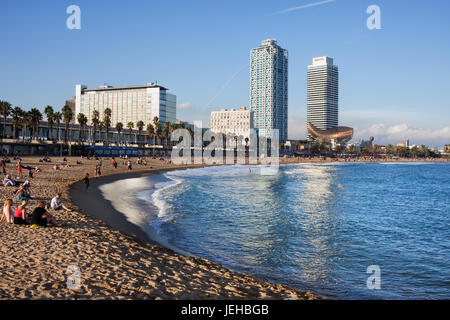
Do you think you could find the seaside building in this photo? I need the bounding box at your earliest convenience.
[307,56,339,133]
[307,56,353,144]
[250,39,288,142]
[75,83,176,127]
[210,107,254,140]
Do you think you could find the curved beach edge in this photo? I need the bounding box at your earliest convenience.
[66,162,323,300]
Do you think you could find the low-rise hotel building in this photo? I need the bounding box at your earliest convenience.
[210,107,254,139]
[75,83,176,127]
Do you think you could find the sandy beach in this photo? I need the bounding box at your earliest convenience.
[1,155,446,300]
[0,156,323,300]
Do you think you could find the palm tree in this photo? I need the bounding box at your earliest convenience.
[136,120,144,145]
[98,121,104,144]
[163,121,171,146]
[11,107,23,139]
[146,123,154,147]
[20,111,31,141]
[62,105,73,142]
[91,110,100,144]
[29,108,42,139]
[44,105,54,140]
[0,101,12,139]
[77,113,88,142]
[116,122,124,145]
[153,116,162,145]
[103,108,112,145]
[53,112,62,142]
[127,121,134,144]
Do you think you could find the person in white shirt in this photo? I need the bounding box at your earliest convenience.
[1,199,14,223]
[50,193,72,212]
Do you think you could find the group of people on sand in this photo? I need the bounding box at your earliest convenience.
[1,193,71,228]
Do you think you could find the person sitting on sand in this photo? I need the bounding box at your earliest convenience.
[1,199,14,224]
[50,193,72,212]
[30,201,61,228]
[2,174,15,187]
[13,184,31,201]
[53,164,60,171]
[13,200,29,225]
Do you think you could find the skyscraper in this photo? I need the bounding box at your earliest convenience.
[250,39,288,142]
[307,56,339,134]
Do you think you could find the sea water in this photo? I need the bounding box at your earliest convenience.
[107,162,450,299]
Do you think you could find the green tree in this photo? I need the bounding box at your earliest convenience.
[136,120,144,145]
[0,100,12,139]
[44,105,54,140]
[11,107,23,139]
[103,108,112,145]
[153,117,162,145]
[146,123,154,146]
[29,108,43,139]
[91,110,100,144]
[53,112,62,142]
[127,121,134,144]
[77,113,88,141]
[62,105,73,142]
[116,122,124,145]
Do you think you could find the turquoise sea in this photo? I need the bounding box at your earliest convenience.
[131,162,449,299]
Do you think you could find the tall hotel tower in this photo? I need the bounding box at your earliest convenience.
[307,56,339,135]
[250,39,288,142]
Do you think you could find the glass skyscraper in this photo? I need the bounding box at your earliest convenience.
[307,57,339,133]
[250,39,288,142]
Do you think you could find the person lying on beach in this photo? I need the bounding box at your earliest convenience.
[30,201,61,228]
[13,200,29,225]
[50,193,72,212]
[2,174,15,187]
[1,199,14,224]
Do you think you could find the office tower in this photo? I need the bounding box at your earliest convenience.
[250,39,288,142]
[75,83,176,127]
[307,56,338,133]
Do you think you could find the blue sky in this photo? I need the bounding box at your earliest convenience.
[0,0,449,147]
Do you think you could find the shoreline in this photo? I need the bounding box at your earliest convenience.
[1,156,446,300]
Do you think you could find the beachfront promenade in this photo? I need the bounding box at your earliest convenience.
[0,156,320,300]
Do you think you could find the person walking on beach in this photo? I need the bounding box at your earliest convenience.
[127,160,132,170]
[13,200,29,225]
[81,173,90,192]
[1,199,14,224]
[30,201,61,228]
[17,161,23,178]
[50,193,72,212]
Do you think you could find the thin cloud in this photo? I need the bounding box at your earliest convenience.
[272,0,336,15]
[178,102,196,110]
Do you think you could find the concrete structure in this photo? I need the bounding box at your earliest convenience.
[250,39,288,142]
[75,83,176,127]
[210,107,254,139]
[65,96,76,123]
[307,57,339,133]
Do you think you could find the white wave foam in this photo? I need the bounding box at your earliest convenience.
[150,175,184,222]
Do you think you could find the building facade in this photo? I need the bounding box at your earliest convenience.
[250,39,288,142]
[75,83,176,127]
[210,107,254,139]
[307,57,339,133]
